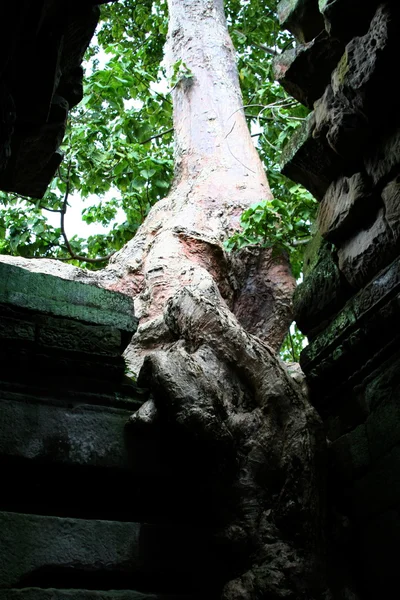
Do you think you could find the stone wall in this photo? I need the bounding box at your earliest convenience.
[0,0,116,198]
[276,1,400,596]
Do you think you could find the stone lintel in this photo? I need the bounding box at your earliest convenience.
[0,261,137,334]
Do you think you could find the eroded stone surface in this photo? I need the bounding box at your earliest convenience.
[281,112,343,200]
[314,4,394,159]
[0,511,216,591]
[382,177,400,242]
[317,172,376,243]
[294,237,350,336]
[0,259,137,333]
[337,208,395,289]
[278,0,324,43]
[273,32,343,108]
[0,1,110,197]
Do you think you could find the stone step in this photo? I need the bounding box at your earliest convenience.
[0,512,221,593]
[0,590,207,600]
[0,392,159,474]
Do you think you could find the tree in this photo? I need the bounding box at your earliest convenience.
[1,2,328,596]
[0,0,314,278]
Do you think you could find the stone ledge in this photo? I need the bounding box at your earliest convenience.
[0,512,217,591]
[273,32,343,109]
[0,261,137,333]
[278,0,324,43]
[0,590,204,600]
[301,255,400,370]
[0,397,133,471]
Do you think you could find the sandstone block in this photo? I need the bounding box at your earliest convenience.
[365,128,400,188]
[0,591,201,600]
[337,209,395,289]
[294,237,350,336]
[319,0,384,42]
[278,0,324,43]
[281,112,343,200]
[0,512,215,590]
[382,177,400,242]
[273,32,343,108]
[317,172,376,243]
[0,260,137,335]
[314,5,393,158]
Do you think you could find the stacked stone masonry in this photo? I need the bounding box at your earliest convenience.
[0,0,117,198]
[277,0,400,597]
[0,260,223,600]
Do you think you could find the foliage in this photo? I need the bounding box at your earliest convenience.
[280,323,307,362]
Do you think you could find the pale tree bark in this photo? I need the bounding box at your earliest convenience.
[0,1,331,597]
[86,0,296,375]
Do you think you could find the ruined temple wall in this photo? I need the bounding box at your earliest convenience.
[276,0,400,595]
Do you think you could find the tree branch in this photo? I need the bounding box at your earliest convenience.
[58,164,115,265]
[140,127,174,145]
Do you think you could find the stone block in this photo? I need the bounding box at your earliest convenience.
[36,315,122,357]
[365,128,400,189]
[300,258,400,395]
[382,177,400,242]
[366,392,400,463]
[294,237,350,336]
[0,314,35,343]
[358,510,400,595]
[314,5,394,158]
[273,32,343,108]
[337,208,395,289]
[351,445,400,519]
[0,511,216,590]
[317,172,376,244]
[0,397,134,471]
[364,353,400,414]
[278,0,324,43]
[319,0,384,42]
[0,591,201,600]
[0,261,137,336]
[281,112,343,200]
[330,424,370,482]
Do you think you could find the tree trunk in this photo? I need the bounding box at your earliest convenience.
[4,1,330,596]
[92,0,295,375]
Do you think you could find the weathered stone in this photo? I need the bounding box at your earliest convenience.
[301,256,400,373]
[319,0,384,42]
[0,396,136,471]
[294,237,350,336]
[365,389,400,463]
[314,5,394,159]
[0,511,216,590]
[351,445,400,519]
[358,510,400,597]
[330,424,370,482]
[0,591,201,600]
[365,127,400,189]
[382,177,400,242]
[0,1,111,197]
[273,32,343,108]
[0,260,137,334]
[317,172,376,243]
[337,208,395,289]
[281,112,343,200]
[363,352,400,414]
[278,0,324,43]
